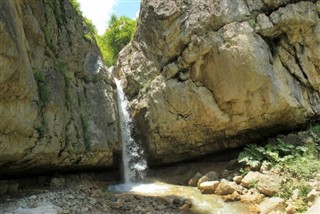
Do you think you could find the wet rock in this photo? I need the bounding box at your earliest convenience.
[214,179,239,195]
[258,197,285,214]
[222,191,240,202]
[179,200,192,211]
[198,181,219,194]
[240,191,264,204]
[197,171,219,187]
[188,172,203,187]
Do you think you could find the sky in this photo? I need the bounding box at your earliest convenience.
[77,0,141,35]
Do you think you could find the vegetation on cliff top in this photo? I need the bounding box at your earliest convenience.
[71,0,136,67]
[96,15,136,66]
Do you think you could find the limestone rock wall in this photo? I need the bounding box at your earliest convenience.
[116,0,320,165]
[0,0,120,175]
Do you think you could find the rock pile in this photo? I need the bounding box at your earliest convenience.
[189,168,320,213]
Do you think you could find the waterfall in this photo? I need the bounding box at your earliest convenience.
[114,78,147,183]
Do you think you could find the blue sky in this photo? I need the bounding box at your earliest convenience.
[78,0,141,35]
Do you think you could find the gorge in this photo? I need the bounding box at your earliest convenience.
[0,0,320,213]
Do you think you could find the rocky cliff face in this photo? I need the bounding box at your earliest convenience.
[0,0,119,175]
[116,0,320,165]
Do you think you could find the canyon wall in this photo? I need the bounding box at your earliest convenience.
[116,0,320,165]
[0,0,120,175]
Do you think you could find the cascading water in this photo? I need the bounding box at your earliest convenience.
[108,79,250,213]
[114,78,147,184]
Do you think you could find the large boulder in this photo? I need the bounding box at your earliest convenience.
[0,0,119,175]
[198,181,219,194]
[241,171,282,196]
[214,179,239,195]
[197,171,219,187]
[116,0,320,165]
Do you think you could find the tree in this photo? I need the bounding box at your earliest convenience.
[97,15,136,66]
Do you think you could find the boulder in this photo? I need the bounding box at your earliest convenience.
[233,176,242,184]
[214,179,239,195]
[240,191,264,204]
[198,181,219,194]
[222,191,240,202]
[258,197,285,214]
[116,0,320,165]
[241,171,281,196]
[197,171,219,187]
[188,172,203,187]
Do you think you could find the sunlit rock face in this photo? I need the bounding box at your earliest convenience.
[0,0,120,175]
[116,0,320,165]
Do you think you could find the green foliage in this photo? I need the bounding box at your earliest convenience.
[53,0,63,26]
[238,132,320,209]
[238,139,309,170]
[35,122,47,139]
[43,1,53,47]
[97,15,136,66]
[310,124,320,133]
[286,149,320,179]
[34,71,50,138]
[84,33,94,44]
[84,18,97,34]
[249,179,259,189]
[70,0,82,15]
[34,71,50,107]
[277,180,312,212]
[81,116,91,151]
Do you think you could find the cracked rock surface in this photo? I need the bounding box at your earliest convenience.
[115,0,320,165]
[0,0,119,175]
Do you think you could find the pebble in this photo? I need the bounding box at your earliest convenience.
[29,195,37,200]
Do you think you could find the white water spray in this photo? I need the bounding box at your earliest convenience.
[114,78,147,183]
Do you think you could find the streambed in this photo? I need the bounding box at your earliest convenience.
[0,178,253,213]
